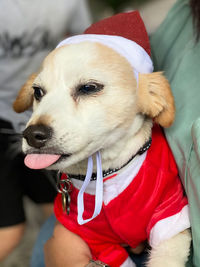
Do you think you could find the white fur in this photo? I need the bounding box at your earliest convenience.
[23,42,151,173]
[147,230,191,267]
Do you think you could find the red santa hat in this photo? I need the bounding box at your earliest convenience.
[57,11,153,82]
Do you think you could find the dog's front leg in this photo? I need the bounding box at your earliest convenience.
[146,230,191,267]
[44,221,92,267]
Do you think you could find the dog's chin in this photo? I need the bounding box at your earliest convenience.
[46,154,73,170]
[46,152,91,173]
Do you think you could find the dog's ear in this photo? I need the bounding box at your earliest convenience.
[137,72,175,128]
[13,73,36,113]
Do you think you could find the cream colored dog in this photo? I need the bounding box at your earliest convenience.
[14,41,191,267]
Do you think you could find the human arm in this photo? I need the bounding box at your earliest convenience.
[44,221,92,267]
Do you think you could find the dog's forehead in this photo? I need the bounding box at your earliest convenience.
[42,42,134,78]
[45,42,128,64]
[44,42,98,69]
[34,42,137,94]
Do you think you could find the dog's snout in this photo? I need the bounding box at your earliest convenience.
[23,124,52,148]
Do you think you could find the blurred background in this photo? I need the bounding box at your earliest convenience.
[0,0,175,266]
[89,0,176,33]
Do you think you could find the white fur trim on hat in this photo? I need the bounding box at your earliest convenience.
[56,34,153,82]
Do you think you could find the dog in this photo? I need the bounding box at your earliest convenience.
[13,11,191,267]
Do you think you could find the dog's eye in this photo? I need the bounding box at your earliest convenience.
[77,82,104,95]
[33,86,45,101]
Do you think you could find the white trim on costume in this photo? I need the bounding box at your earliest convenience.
[149,205,190,248]
[72,152,147,203]
[103,152,147,205]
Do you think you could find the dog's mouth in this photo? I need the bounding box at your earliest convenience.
[24,153,70,169]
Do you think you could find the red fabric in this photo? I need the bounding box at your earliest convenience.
[84,11,151,57]
[55,184,129,266]
[54,125,188,266]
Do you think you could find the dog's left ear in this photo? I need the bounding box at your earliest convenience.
[137,72,175,128]
[13,73,37,113]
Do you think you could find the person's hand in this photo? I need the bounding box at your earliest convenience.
[44,221,92,267]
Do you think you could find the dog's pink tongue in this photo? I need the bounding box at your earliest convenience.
[24,154,61,169]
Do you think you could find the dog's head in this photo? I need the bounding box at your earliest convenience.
[13,41,175,172]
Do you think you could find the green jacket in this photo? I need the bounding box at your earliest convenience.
[151,0,200,266]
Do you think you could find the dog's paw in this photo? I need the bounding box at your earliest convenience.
[146,259,186,267]
[146,230,191,267]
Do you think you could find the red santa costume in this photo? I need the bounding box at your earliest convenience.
[54,12,190,267]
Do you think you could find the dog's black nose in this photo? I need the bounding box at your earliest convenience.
[23,124,52,148]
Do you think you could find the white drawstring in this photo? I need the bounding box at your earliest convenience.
[77,152,103,225]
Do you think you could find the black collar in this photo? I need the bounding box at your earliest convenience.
[66,138,152,181]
